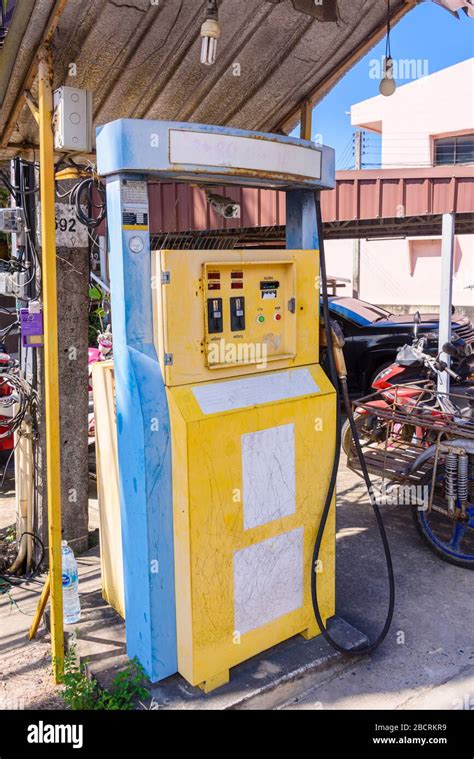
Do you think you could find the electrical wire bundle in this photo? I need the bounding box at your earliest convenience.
[55,159,106,229]
[55,161,107,257]
[0,531,45,601]
[0,162,55,598]
[0,367,41,596]
[0,310,19,345]
[0,368,36,438]
[70,175,106,229]
[0,163,41,302]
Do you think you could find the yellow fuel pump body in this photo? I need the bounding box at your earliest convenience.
[153,248,336,692]
[95,247,336,692]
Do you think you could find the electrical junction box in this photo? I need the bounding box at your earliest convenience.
[0,208,24,234]
[20,305,43,347]
[0,270,28,299]
[53,86,92,153]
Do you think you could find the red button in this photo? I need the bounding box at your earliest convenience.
[274,313,282,321]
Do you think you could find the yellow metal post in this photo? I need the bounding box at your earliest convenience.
[28,574,51,640]
[37,45,64,681]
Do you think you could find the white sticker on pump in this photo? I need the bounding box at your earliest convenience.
[242,424,296,530]
[234,529,303,634]
[192,368,320,415]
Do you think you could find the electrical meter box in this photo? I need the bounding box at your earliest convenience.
[53,86,92,153]
[0,270,28,299]
[149,248,336,692]
[0,208,24,234]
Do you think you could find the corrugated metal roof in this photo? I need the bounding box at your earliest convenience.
[148,181,287,233]
[0,0,415,160]
[146,165,474,233]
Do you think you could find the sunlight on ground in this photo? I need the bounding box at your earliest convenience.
[336,527,369,540]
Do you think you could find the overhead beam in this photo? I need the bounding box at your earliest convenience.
[0,0,68,149]
[274,0,417,135]
[23,90,39,124]
[300,98,312,141]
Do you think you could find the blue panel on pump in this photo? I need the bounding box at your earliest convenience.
[96,119,335,191]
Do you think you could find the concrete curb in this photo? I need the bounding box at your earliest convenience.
[73,549,368,710]
[148,616,368,710]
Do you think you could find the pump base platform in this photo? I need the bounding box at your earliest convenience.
[74,552,368,709]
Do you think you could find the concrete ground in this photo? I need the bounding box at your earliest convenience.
[0,479,100,711]
[0,483,64,710]
[0,461,473,710]
[277,462,474,711]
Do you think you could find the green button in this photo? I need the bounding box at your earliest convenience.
[257,315,265,324]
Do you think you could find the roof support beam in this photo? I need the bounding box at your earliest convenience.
[300,98,312,141]
[0,0,68,149]
[23,90,39,125]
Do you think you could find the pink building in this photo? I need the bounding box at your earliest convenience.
[326,58,474,318]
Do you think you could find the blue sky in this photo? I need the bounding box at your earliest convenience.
[292,3,474,169]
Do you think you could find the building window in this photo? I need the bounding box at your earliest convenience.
[434,134,474,166]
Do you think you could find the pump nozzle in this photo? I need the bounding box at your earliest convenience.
[320,318,347,379]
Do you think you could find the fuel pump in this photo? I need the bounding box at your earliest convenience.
[94,119,386,693]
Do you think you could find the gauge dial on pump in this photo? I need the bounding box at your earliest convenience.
[129,236,144,254]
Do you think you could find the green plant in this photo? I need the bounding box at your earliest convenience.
[95,661,149,710]
[58,645,148,711]
[4,525,15,544]
[88,284,110,345]
[59,647,99,710]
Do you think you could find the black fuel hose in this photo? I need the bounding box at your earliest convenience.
[311,192,395,655]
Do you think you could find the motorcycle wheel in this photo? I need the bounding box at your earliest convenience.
[341,412,377,457]
[411,474,474,569]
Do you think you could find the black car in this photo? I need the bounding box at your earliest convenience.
[326,296,474,395]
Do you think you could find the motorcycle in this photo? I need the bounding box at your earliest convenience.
[0,349,21,458]
[342,326,474,457]
[343,333,474,568]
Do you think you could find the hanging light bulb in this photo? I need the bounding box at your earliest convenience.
[379,0,397,96]
[380,56,396,96]
[200,0,220,66]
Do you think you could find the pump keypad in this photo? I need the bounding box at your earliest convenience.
[203,261,296,369]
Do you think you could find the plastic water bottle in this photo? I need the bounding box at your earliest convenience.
[61,540,81,624]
